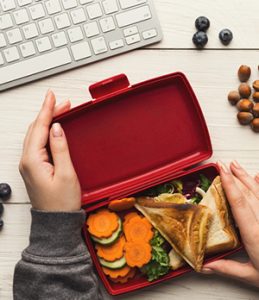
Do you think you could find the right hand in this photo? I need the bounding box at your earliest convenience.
[202,160,259,288]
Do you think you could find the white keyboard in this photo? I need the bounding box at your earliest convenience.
[0,0,162,91]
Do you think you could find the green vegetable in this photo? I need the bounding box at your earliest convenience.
[141,230,170,281]
[99,256,126,269]
[190,193,202,204]
[199,174,211,192]
[171,180,183,193]
[157,183,174,195]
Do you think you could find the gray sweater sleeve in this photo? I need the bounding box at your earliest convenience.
[13,209,106,300]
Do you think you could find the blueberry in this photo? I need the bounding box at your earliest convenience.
[0,183,12,201]
[0,203,3,216]
[0,219,3,230]
[192,31,208,49]
[219,29,233,45]
[195,16,210,31]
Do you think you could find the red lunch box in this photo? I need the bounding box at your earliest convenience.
[53,72,241,295]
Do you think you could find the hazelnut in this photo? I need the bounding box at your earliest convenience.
[238,83,251,98]
[251,118,259,132]
[252,103,259,117]
[236,99,254,112]
[252,92,259,103]
[237,112,254,125]
[238,65,251,82]
[253,80,259,91]
[228,90,240,105]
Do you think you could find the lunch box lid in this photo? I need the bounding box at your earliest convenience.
[53,72,212,205]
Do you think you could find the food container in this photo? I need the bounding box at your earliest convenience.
[53,72,241,295]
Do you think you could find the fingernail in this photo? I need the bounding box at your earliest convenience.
[52,123,62,137]
[45,89,51,98]
[201,267,214,274]
[217,161,229,174]
[232,160,241,169]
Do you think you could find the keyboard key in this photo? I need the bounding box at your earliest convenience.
[13,9,29,25]
[71,8,87,24]
[62,0,77,9]
[80,0,93,4]
[0,53,4,65]
[0,48,72,85]
[102,0,118,14]
[91,36,107,55]
[29,4,45,20]
[3,47,20,63]
[71,41,91,61]
[142,28,157,40]
[126,33,140,45]
[100,17,115,33]
[17,0,32,6]
[39,18,55,34]
[0,14,13,30]
[0,0,16,12]
[84,22,99,37]
[6,28,23,44]
[54,13,70,29]
[116,5,151,28]
[20,41,36,57]
[123,26,138,36]
[52,31,68,47]
[23,23,39,39]
[68,26,83,43]
[45,0,62,15]
[0,33,7,48]
[36,37,52,52]
[109,39,124,50]
[119,0,146,9]
[86,3,103,19]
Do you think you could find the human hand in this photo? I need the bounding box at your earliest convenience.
[19,90,81,212]
[202,160,259,288]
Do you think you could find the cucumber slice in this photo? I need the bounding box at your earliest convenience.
[99,256,126,269]
[91,218,122,245]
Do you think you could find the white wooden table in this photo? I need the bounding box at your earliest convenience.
[1,0,259,299]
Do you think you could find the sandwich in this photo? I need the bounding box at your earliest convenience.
[135,197,212,272]
[151,176,240,270]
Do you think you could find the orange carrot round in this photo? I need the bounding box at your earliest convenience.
[124,217,153,242]
[87,209,119,238]
[125,242,152,267]
[108,197,136,211]
[109,268,136,283]
[96,235,126,262]
[102,265,131,279]
[123,212,141,226]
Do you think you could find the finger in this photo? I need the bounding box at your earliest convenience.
[22,121,34,153]
[230,161,259,198]
[53,99,71,118]
[202,259,257,284]
[49,123,75,177]
[217,161,258,243]
[28,90,56,150]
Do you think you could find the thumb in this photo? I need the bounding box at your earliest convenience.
[202,259,256,282]
[49,123,75,176]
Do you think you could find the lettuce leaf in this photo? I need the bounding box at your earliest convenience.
[199,174,211,192]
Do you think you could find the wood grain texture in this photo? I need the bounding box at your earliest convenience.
[1,0,259,298]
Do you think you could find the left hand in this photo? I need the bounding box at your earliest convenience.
[19,90,81,212]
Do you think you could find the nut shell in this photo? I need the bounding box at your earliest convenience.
[238,83,251,98]
[236,99,254,112]
[253,80,259,91]
[238,65,251,82]
[251,118,259,132]
[237,112,254,125]
[252,103,259,117]
[253,92,259,103]
[228,90,240,105]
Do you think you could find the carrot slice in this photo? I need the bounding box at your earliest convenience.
[108,197,136,212]
[123,212,141,226]
[87,209,119,238]
[96,235,126,262]
[125,242,152,268]
[124,217,153,242]
[102,265,131,279]
[109,268,136,283]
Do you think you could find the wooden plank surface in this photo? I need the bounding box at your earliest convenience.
[1,0,259,298]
